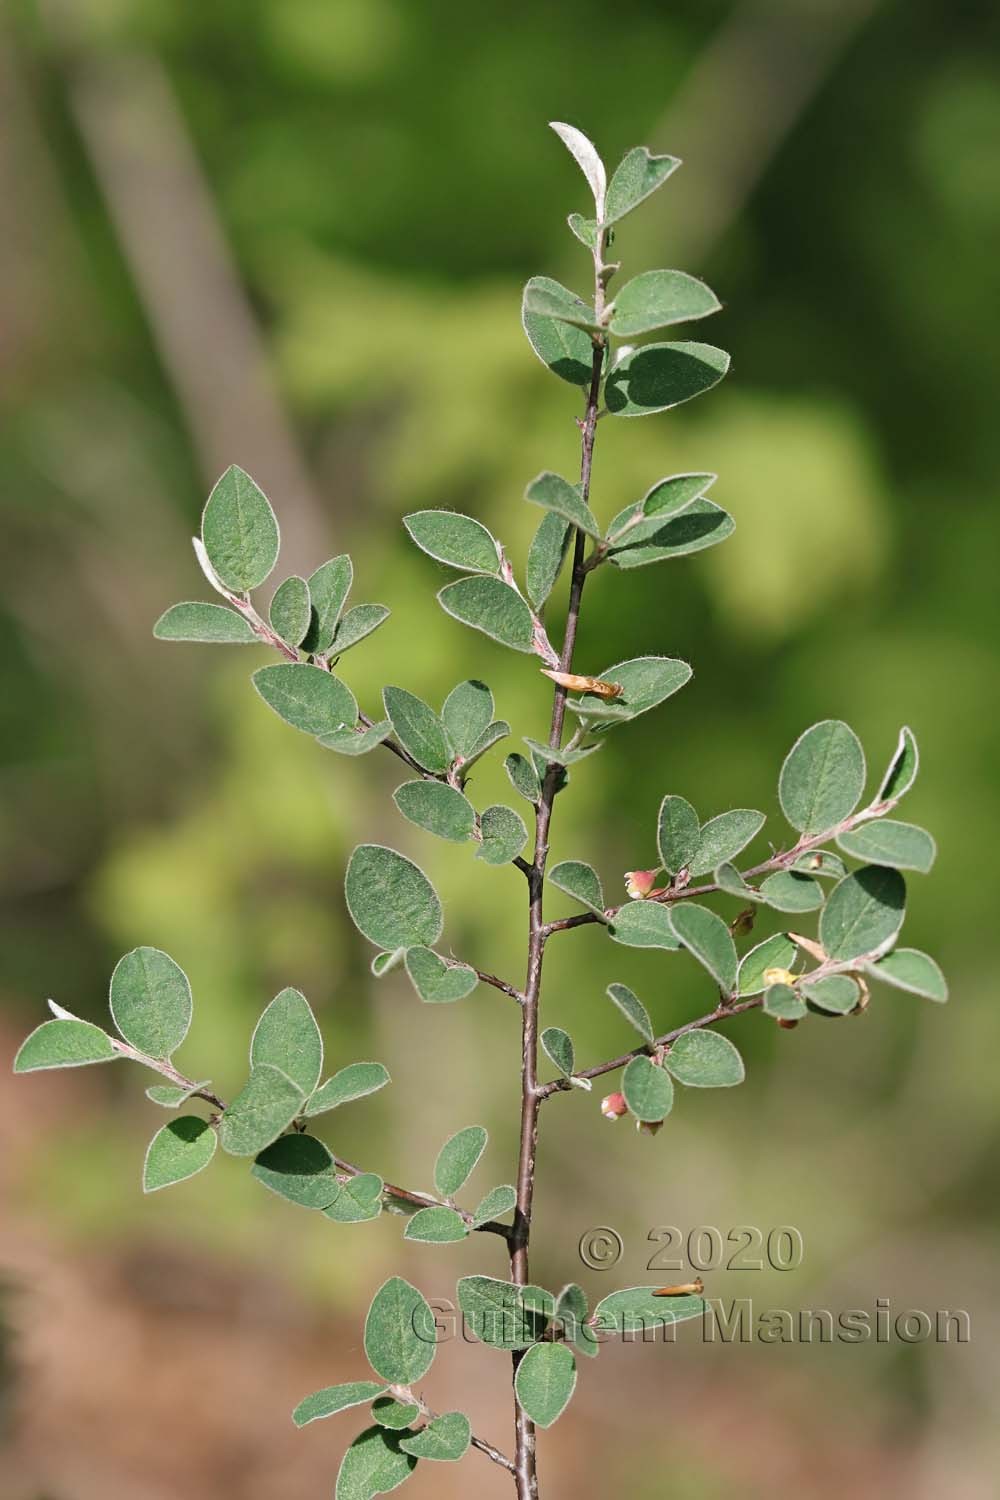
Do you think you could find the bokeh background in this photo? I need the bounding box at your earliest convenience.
[2,1,998,1496]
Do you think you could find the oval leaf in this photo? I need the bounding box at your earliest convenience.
[393,781,476,842]
[604,146,680,223]
[836,819,936,873]
[866,947,947,1003]
[521,276,595,386]
[437,576,536,654]
[525,471,600,539]
[609,902,680,950]
[335,1426,416,1500]
[665,1030,744,1087]
[201,465,279,592]
[441,679,493,757]
[434,1125,487,1197]
[251,986,323,1096]
[606,983,655,1043]
[404,947,478,1004]
[251,1133,340,1209]
[819,865,906,962]
[689,809,765,877]
[515,1343,577,1429]
[526,510,571,609]
[302,555,353,653]
[306,1061,391,1115]
[143,1116,217,1192]
[737,932,798,995]
[549,860,605,915]
[218,1063,304,1156]
[153,601,258,645]
[403,510,500,574]
[668,904,738,993]
[399,1410,471,1461]
[345,845,443,951]
[622,1055,674,1122]
[364,1276,436,1384]
[657,794,700,874]
[477,804,527,865]
[14,1017,116,1073]
[293,1381,386,1428]
[404,1206,469,1244]
[269,576,311,646]
[594,1286,703,1336]
[541,1027,574,1077]
[253,663,357,737]
[610,270,720,337]
[605,341,729,417]
[779,720,866,835]
[110,946,192,1059]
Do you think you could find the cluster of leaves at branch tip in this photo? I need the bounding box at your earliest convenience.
[12,120,946,1496]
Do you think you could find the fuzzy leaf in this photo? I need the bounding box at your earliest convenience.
[866,947,947,1002]
[251,1133,340,1209]
[657,794,700,874]
[471,1185,517,1228]
[372,1398,420,1431]
[737,933,798,996]
[302,555,353,653]
[318,720,393,756]
[801,976,860,1015]
[764,983,807,1020]
[403,511,500,574]
[521,279,600,331]
[836,819,936,873]
[335,1426,416,1500]
[541,1027,574,1077]
[608,497,735,568]
[323,1173,384,1224]
[523,737,601,768]
[253,663,357,737]
[251,986,323,1096]
[399,1411,471,1461]
[365,1277,436,1384]
[792,849,848,880]
[477,804,528,865]
[462,719,510,769]
[607,473,717,546]
[758,871,824,912]
[14,1017,116,1073]
[525,471,601,539]
[521,276,595,386]
[557,1283,599,1358]
[394,781,476,842]
[345,845,443,951]
[779,720,866,834]
[606,983,655,1043]
[305,1062,391,1115]
[526,511,571,610]
[292,1382,385,1427]
[622,1055,674,1121]
[404,1207,468,1244]
[153,601,258,645]
[456,1276,547,1350]
[143,1116,217,1192]
[589,656,692,730]
[145,1080,210,1107]
[606,342,729,417]
[404,948,478,1004]
[269,576,311,646]
[594,1287,703,1336]
[610,270,720,337]
[549,860,605,915]
[665,1030,744,1087]
[819,865,906,961]
[604,146,680,223]
[329,604,390,655]
[878,726,919,805]
[438,576,536,654]
[110,946,192,1059]
[382,687,450,773]
[515,1343,576,1429]
[668,904,738,993]
[438,680,491,758]
[218,1064,304,1156]
[567,212,598,248]
[609,902,680,950]
[505,753,542,804]
[434,1126,487,1197]
[201,465,279,592]
[689,810,765,877]
[550,121,606,212]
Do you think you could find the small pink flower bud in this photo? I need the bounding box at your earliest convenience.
[600,1091,628,1120]
[624,869,664,900]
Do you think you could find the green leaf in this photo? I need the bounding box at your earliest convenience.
[145,1080,210,1107]
[403,511,500,574]
[606,342,729,417]
[365,1276,436,1384]
[382,687,450,773]
[14,1017,116,1072]
[657,794,700,874]
[819,865,906,962]
[201,465,279,592]
[608,497,735,568]
[471,1185,517,1228]
[690,810,765,877]
[462,719,510,770]
[593,1287,703,1337]
[393,782,476,842]
[610,270,720,337]
[404,1206,468,1244]
[521,279,600,331]
[866,947,947,1002]
[541,1027,574,1077]
[400,1412,470,1461]
[251,1133,340,1209]
[523,737,601,768]
[218,1064,304,1156]
[665,1030,744,1087]
[550,120,606,211]
[549,860,605,916]
[153,601,258,645]
[253,663,357,737]
[305,1062,391,1115]
[779,720,866,835]
[372,950,405,978]
[437,576,536,654]
[372,1398,420,1430]
[878,725,919,805]
[668,904,738,992]
[555,1284,597,1357]
[318,720,393,756]
[763,983,807,1020]
[292,1382,385,1427]
[269,576,311,646]
[335,1426,416,1500]
[622,1055,674,1121]
[836,819,936,873]
[456,1275,547,1350]
[477,804,527,865]
[441,679,493,757]
[329,604,390,655]
[526,511,571,610]
[403,947,478,1004]
[109,946,192,1059]
[345,845,443,951]
[715,863,761,901]
[251,986,323,1096]
[792,849,848,881]
[609,902,680,950]
[567,212,598,249]
[758,871,824,913]
[521,275,595,386]
[606,983,655,1043]
[323,1173,384,1224]
[738,932,798,995]
[607,474,717,546]
[514,1343,576,1428]
[604,146,680,223]
[302,555,353,653]
[434,1126,487,1196]
[142,1117,216,1191]
[590,656,692,731]
[505,752,541,804]
[801,976,860,1015]
[525,471,601,539]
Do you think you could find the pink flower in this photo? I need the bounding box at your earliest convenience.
[624,869,666,900]
[600,1091,628,1120]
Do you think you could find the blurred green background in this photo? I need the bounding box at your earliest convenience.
[2,0,998,1496]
